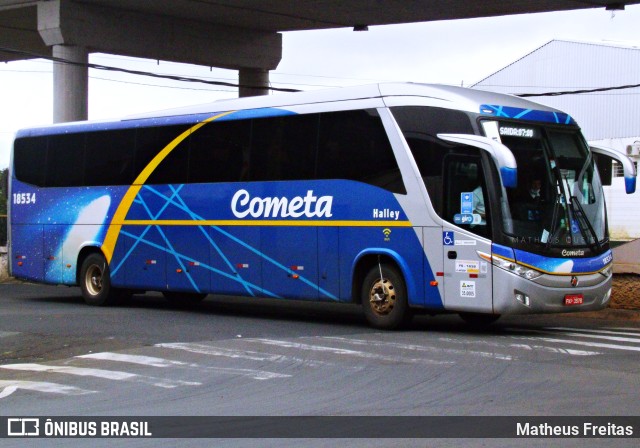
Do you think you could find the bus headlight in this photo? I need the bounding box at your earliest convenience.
[599,266,612,278]
[493,257,543,280]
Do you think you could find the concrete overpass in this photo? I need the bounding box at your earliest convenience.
[1,0,638,122]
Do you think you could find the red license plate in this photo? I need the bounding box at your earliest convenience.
[564,294,584,306]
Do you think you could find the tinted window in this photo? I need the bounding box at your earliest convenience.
[47,134,85,187]
[317,109,405,194]
[13,136,47,186]
[139,125,191,185]
[189,119,251,183]
[250,114,318,181]
[393,106,475,212]
[85,129,136,185]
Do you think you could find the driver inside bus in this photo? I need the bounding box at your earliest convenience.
[518,177,544,221]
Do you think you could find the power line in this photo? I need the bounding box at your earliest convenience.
[516,83,640,97]
[0,46,301,93]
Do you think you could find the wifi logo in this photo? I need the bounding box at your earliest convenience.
[383,228,392,241]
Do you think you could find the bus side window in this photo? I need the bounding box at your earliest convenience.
[13,136,48,187]
[250,114,318,182]
[84,129,136,186]
[138,125,192,185]
[47,133,85,187]
[443,154,491,239]
[189,119,250,183]
[317,109,405,194]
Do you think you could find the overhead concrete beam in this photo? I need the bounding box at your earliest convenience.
[0,5,50,62]
[37,0,282,70]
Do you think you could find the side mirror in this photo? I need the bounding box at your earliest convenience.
[590,145,636,194]
[438,134,517,188]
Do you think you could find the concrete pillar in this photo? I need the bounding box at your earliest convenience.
[52,44,88,123]
[239,68,270,97]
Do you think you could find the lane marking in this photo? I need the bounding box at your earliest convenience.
[438,336,600,356]
[512,337,640,353]
[0,363,200,389]
[0,380,96,399]
[157,342,352,369]
[77,352,188,368]
[322,336,514,361]
[545,327,640,340]
[603,327,640,333]
[518,327,640,346]
[0,331,20,338]
[507,344,599,356]
[245,339,454,366]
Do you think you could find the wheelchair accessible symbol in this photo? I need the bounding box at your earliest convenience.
[443,231,455,246]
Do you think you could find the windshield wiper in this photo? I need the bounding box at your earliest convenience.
[562,176,602,252]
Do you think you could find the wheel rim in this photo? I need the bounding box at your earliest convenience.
[84,263,103,296]
[368,277,396,316]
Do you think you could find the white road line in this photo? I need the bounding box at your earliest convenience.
[545,327,640,339]
[0,380,96,399]
[0,331,20,338]
[439,336,600,356]
[513,336,640,353]
[322,336,514,361]
[0,363,201,388]
[157,342,284,362]
[603,327,640,333]
[508,344,599,356]
[199,366,291,380]
[155,343,294,379]
[244,338,454,365]
[77,352,188,367]
[533,329,640,345]
[156,342,350,369]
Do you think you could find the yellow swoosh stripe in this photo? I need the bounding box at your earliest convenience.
[101,111,235,263]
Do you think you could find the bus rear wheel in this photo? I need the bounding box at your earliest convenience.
[79,253,121,306]
[361,264,411,330]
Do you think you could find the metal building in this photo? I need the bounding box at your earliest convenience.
[474,39,640,240]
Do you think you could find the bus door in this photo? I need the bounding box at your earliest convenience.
[441,154,494,313]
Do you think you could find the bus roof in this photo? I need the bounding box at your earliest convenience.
[15,82,568,137]
[126,82,561,120]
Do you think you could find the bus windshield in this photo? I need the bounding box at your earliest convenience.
[483,121,607,252]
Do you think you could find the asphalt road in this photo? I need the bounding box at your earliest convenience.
[1,282,640,447]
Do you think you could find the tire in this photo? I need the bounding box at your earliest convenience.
[459,312,501,328]
[79,253,121,306]
[162,291,207,306]
[361,263,412,330]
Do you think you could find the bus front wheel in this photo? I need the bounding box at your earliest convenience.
[361,264,411,330]
[79,253,120,306]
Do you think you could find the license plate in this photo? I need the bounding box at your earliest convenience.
[564,294,584,306]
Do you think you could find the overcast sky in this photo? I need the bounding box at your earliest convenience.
[1,4,639,168]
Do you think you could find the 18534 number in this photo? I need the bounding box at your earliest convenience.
[13,192,37,205]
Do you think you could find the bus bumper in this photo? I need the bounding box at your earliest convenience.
[492,267,612,315]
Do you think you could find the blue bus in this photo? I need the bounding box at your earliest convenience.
[9,83,636,329]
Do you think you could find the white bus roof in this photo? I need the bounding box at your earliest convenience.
[125,82,562,121]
